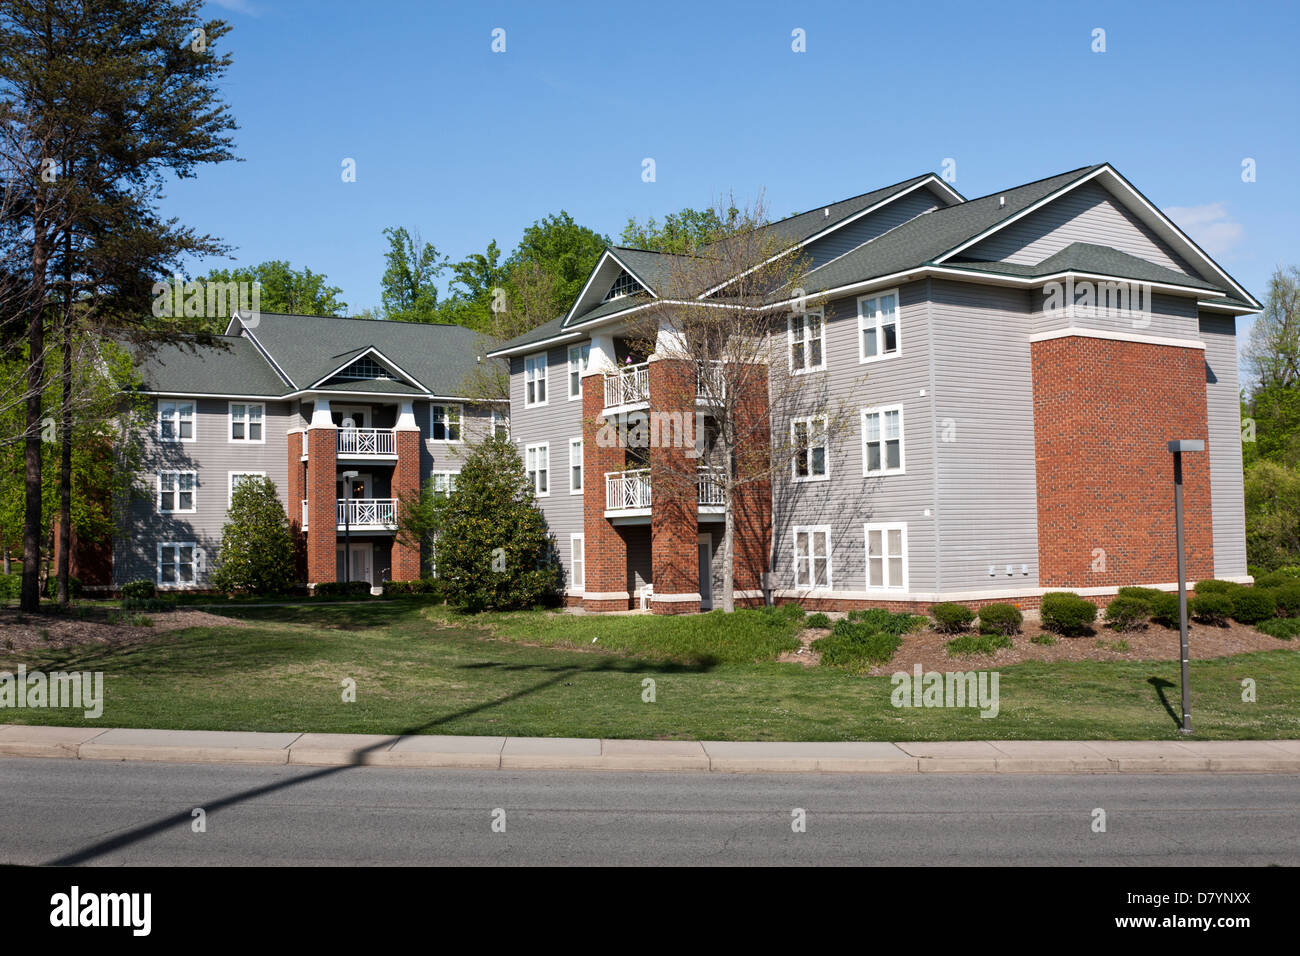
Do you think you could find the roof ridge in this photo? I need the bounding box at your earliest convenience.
[951,164,1103,207]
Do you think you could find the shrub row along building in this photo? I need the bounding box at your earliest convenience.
[112,164,1258,612]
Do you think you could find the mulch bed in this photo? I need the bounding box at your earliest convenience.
[0,608,247,653]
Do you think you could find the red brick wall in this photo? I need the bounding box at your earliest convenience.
[305,427,337,584]
[731,363,772,592]
[390,429,422,580]
[649,358,698,613]
[1031,336,1214,587]
[582,372,631,610]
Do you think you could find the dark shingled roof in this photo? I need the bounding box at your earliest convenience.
[135,335,289,397]
[947,242,1223,292]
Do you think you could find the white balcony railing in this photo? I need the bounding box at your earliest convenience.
[337,427,396,456]
[695,360,726,401]
[697,468,726,506]
[337,498,398,528]
[606,469,651,511]
[603,361,650,409]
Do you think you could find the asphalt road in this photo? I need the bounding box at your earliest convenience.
[0,757,1297,866]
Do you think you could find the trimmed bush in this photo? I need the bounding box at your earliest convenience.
[1191,593,1232,626]
[1116,586,1162,606]
[1040,592,1098,635]
[805,612,832,629]
[946,632,1013,655]
[1104,596,1150,631]
[314,581,372,598]
[1230,587,1276,625]
[978,603,1023,636]
[931,602,975,634]
[1270,583,1300,618]
[814,619,903,673]
[382,578,441,598]
[1150,592,1182,628]
[121,579,157,600]
[1193,579,1240,597]
[1256,617,1300,640]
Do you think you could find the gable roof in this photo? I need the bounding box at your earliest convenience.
[947,242,1223,292]
[132,335,291,398]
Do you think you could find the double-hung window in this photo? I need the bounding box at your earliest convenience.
[788,308,825,373]
[568,344,590,399]
[858,291,899,362]
[862,406,904,475]
[793,527,831,589]
[228,471,265,508]
[491,408,510,439]
[158,542,197,588]
[791,416,828,481]
[865,523,908,590]
[229,402,264,442]
[524,353,548,407]
[570,534,585,589]
[158,471,196,513]
[158,400,195,442]
[526,443,550,496]
[431,471,457,495]
[569,438,583,493]
[431,404,462,442]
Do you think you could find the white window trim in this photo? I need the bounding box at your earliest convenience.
[429,402,464,444]
[790,415,830,483]
[792,525,833,591]
[864,522,909,592]
[227,401,266,444]
[524,352,549,408]
[787,306,826,375]
[857,289,902,364]
[157,540,199,590]
[567,344,589,401]
[861,404,906,476]
[227,471,266,509]
[158,400,196,444]
[569,437,584,495]
[491,408,510,439]
[570,533,586,589]
[431,470,458,495]
[157,471,197,514]
[525,441,550,498]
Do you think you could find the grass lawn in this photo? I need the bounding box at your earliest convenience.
[1,600,1297,741]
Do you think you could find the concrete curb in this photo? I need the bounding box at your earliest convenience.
[0,725,1298,773]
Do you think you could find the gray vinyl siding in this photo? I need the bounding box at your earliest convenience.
[965,181,1200,278]
[114,397,293,586]
[1200,314,1248,577]
[929,280,1040,591]
[803,189,943,270]
[419,400,495,480]
[1030,288,1202,339]
[509,341,585,589]
[771,280,937,594]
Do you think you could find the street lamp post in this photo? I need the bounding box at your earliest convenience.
[1167,439,1204,736]
[341,469,359,585]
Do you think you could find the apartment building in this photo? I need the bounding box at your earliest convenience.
[119,312,501,590]
[488,164,1260,613]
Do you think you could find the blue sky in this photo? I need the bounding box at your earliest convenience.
[177,0,1299,333]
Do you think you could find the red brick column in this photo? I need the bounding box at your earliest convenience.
[649,358,700,614]
[305,426,337,585]
[391,429,422,580]
[583,371,631,611]
[1031,336,1214,587]
[731,363,772,596]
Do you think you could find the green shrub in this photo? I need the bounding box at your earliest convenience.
[1256,617,1300,640]
[931,602,975,634]
[1194,579,1240,596]
[0,572,20,600]
[1116,586,1162,606]
[122,596,177,612]
[805,612,832,629]
[121,579,157,600]
[814,620,903,673]
[314,581,372,598]
[1030,633,1057,646]
[382,578,441,598]
[1104,596,1150,631]
[1251,570,1293,590]
[42,575,80,599]
[946,632,1013,655]
[1150,592,1183,628]
[1270,583,1300,617]
[1230,587,1276,625]
[1039,592,1097,635]
[210,476,294,595]
[845,607,926,635]
[1191,593,1233,626]
[977,603,1023,636]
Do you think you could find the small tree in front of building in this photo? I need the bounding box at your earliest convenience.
[211,476,295,594]
[424,434,562,611]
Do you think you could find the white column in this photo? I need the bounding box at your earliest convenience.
[309,396,335,429]
[395,399,420,431]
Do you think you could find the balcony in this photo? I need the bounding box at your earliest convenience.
[603,362,649,411]
[603,468,727,521]
[302,498,398,531]
[695,361,726,403]
[337,427,396,457]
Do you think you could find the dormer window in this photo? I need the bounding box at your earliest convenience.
[603,270,645,302]
[334,356,393,381]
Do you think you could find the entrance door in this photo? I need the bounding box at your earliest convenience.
[698,533,713,611]
[336,542,374,585]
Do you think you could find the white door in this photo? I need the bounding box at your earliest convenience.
[698,533,713,610]
[336,542,374,585]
